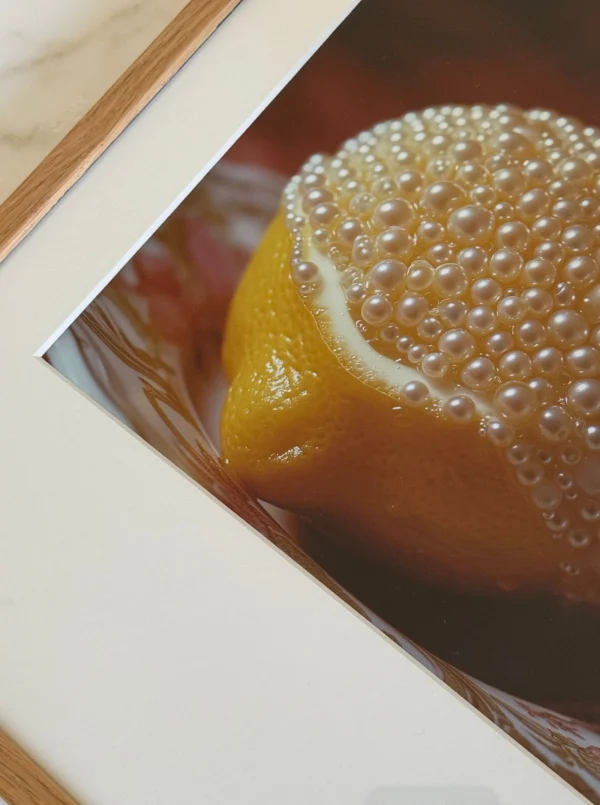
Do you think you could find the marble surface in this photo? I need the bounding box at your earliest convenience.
[0,0,189,205]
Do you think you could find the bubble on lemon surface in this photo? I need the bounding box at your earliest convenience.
[283,104,600,573]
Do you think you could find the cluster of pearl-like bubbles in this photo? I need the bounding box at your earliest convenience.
[283,104,600,583]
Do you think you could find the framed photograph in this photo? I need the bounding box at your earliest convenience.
[2,0,599,803]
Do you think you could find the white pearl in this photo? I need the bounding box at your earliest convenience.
[370,259,406,291]
[516,320,546,350]
[495,382,537,421]
[421,181,464,214]
[517,461,545,487]
[567,379,600,418]
[448,205,494,244]
[506,442,532,465]
[408,344,428,364]
[396,335,415,354]
[406,260,434,291]
[493,168,526,195]
[417,316,443,342]
[372,199,415,229]
[291,261,319,284]
[395,293,428,326]
[582,286,600,324]
[532,215,561,239]
[535,241,564,265]
[531,480,562,511]
[532,346,563,378]
[486,331,514,357]
[457,246,487,277]
[376,227,413,258]
[489,249,522,283]
[585,424,600,451]
[421,352,449,378]
[548,309,589,348]
[487,420,514,447]
[522,258,556,288]
[439,329,475,363]
[361,295,393,326]
[336,217,364,246]
[397,171,424,197]
[402,381,430,407]
[562,224,594,252]
[471,278,502,305]
[521,288,553,318]
[499,350,532,380]
[432,263,468,298]
[302,188,334,212]
[563,256,598,289]
[529,377,554,404]
[566,346,600,377]
[427,243,455,265]
[351,235,376,267]
[517,188,548,217]
[345,282,367,304]
[466,306,496,336]
[461,357,496,391]
[349,193,375,217]
[437,300,468,326]
[496,221,530,251]
[497,297,528,324]
[380,323,400,343]
[443,395,476,422]
[417,220,444,244]
[309,203,339,227]
[554,281,577,309]
[537,405,572,442]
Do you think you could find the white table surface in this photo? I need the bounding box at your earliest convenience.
[0,0,188,204]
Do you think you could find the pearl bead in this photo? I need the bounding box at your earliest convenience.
[437,300,468,326]
[499,350,532,380]
[309,203,340,227]
[370,259,406,291]
[457,246,487,277]
[443,395,476,422]
[376,227,413,259]
[517,461,545,487]
[585,424,600,450]
[372,199,415,229]
[486,331,514,357]
[471,278,502,305]
[553,198,579,221]
[427,243,455,265]
[538,405,572,442]
[558,156,590,182]
[490,249,522,283]
[408,344,428,364]
[529,377,554,404]
[291,261,319,284]
[421,181,464,214]
[522,258,556,288]
[448,205,494,244]
[532,215,561,239]
[302,188,334,212]
[561,444,583,465]
[466,306,496,336]
[562,224,594,252]
[563,256,598,289]
[567,346,600,377]
[438,329,475,363]
[516,320,546,350]
[531,481,562,511]
[506,442,533,465]
[497,296,528,324]
[496,221,530,251]
[518,189,549,217]
[380,323,400,343]
[523,159,553,182]
[349,193,375,217]
[493,168,526,195]
[336,217,364,246]
[345,282,367,304]
[417,316,443,342]
[532,346,563,378]
[417,220,444,244]
[395,293,428,326]
[548,310,589,348]
[432,263,468,298]
[495,382,537,421]
[535,241,564,265]
[396,335,415,354]
[487,420,514,447]
[421,352,449,378]
[582,286,600,324]
[554,281,577,309]
[351,236,376,267]
[397,171,424,197]
[406,260,434,291]
[361,295,393,326]
[461,357,496,391]
[567,379,600,418]
[402,380,430,407]
[521,288,553,318]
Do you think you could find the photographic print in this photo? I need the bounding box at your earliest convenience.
[47,0,600,799]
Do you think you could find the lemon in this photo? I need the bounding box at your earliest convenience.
[221,105,600,602]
